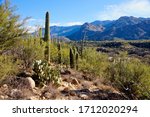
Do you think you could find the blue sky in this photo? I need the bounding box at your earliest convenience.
[10,0,121,25]
[1,0,150,32]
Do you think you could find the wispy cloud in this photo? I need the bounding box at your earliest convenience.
[26,26,38,33]
[63,22,83,26]
[98,0,150,20]
[26,20,83,33]
[51,22,83,26]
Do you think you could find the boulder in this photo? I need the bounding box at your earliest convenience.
[24,77,35,89]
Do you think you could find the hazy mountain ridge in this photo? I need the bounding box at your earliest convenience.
[50,16,150,41]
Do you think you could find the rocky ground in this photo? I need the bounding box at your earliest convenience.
[0,69,127,100]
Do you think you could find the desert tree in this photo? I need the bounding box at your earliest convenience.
[0,0,27,50]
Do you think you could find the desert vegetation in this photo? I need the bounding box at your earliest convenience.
[0,0,150,100]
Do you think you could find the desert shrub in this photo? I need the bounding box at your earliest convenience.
[50,43,59,63]
[61,43,70,66]
[79,48,109,77]
[0,55,20,82]
[32,60,61,86]
[105,56,150,99]
[50,43,70,66]
[18,38,45,68]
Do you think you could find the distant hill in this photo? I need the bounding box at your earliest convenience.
[50,16,150,41]
[51,25,80,36]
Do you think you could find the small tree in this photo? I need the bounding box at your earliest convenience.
[0,0,27,50]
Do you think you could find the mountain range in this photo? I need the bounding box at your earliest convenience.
[50,16,150,41]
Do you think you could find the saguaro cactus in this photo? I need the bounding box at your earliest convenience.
[69,47,79,69]
[57,41,61,64]
[75,52,79,70]
[44,12,50,62]
[70,48,74,68]
[39,28,43,45]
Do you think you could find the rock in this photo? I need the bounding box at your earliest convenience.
[0,95,5,99]
[71,78,79,85]
[24,77,35,89]
[43,92,52,99]
[68,83,76,90]
[10,89,22,98]
[4,95,9,99]
[60,69,71,75]
[17,71,33,77]
[2,84,8,89]
[63,87,70,93]
[80,94,89,100]
[69,91,76,96]
[27,96,39,100]
[0,95,9,99]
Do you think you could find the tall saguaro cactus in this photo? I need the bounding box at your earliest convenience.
[44,12,50,62]
[75,52,79,70]
[69,47,79,69]
[57,41,61,64]
[70,48,74,68]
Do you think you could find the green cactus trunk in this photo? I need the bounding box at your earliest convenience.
[70,48,74,68]
[39,28,43,45]
[44,12,50,62]
[75,52,79,70]
[57,42,61,64]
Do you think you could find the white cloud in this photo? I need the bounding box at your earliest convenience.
[98,0,150,20]
[26,21,83,33]
[26,26,37,33]
[63,22,83,26]
[51,22,83,26]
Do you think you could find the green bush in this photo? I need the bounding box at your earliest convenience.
[79,48,109,77]
[105,56,150,99]
[0,55,20,82]
[61,44,70,66]
[19,38,45,68]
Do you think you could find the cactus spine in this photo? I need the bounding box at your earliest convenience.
[44,12,50,62]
